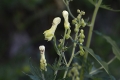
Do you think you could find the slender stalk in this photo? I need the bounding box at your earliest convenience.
[53,70,58,80]
[72,76,75,80]
[107,56,116,65]
[63,0,75,19]
[85,0,102,60]
[62,28,68,65]
[80,0,102,80]
[54,28,68,79]
[62,28,67,46]
[53,56,62,80]
[41,73,45,80]
[63,32,78,78]
[62,52,68,65]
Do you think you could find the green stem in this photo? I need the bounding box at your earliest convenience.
[80,0,102,80]
[63,0,75,19]
[62,28,68,65]
[85,0,102,59]
[63,32,78,78]
[107,56,116,65]
[62,28,67,46]
[41,73,45,80]
[54,56,62,80]
[53,36,61,56]
[62,52,68,65]
[53,70,58,80]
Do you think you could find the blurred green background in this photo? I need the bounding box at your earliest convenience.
[0,0,120,80]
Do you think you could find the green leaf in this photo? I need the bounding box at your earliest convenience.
[27,75,40,80]
[100,4,120,12]
[91,77,103,80]
[103,36,120,61]
[88,0,96,6]
[109,75,116,80]
[88,0,120,11]
[29,62,42,79]
[83,47,109,74]
[24,59,42,80]
[94,31,120,61]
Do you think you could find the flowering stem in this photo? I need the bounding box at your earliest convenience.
[62,28,67,46]
[62,28,68,64]
[53,36,61,56]
[54,56,62,80]
[80,0,102,80]
[63,32,78,78]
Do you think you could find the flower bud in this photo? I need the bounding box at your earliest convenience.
[43,17,61,41]
[81,11,85,15]
[77,9,80,13]
[62,10,70,29]
[81,18,86,27]
[74,24,79,33]
[39,45,47,71]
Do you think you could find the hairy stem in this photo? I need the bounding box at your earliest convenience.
[80,0,102,80]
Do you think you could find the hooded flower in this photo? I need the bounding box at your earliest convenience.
[43,17,61,41]
[62,10,70,29]
[39,45,47,71]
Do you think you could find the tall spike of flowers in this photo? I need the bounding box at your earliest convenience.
[62,10,70,29]
[39,45,47,71]
[43,17,61,41]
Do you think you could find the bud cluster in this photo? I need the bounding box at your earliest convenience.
[68,63,81,80]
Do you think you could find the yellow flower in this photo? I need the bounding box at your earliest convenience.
[39,45,47,71]
[43,17,61,41]
[62,10,70,29]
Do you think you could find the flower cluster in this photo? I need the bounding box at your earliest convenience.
[68,63,81,80]
[43,10,71,41]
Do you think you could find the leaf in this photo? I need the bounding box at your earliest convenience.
[88,0,96,6]
[103,36,120,61]
[83,47,109,74]
[109,75,116,80]
[94,31,120,61]
[27,75,40,80]
[91,77,103,80]
[88,0,120,12]
[100,4,120,12]
[29,62,42,79]
[24,59,42,80]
